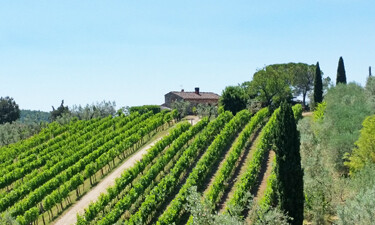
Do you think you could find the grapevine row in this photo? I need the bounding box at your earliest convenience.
[108,111,233,225]
[79,121,195,224]
[255,104,302,219]
[257,157,276,214]
[0,116,124,190]
[10,111,170,219]
[154,110,251,225]
[225,108,279,213]
[0,121,72,166]
[204,107,269,207]
[0,111,155,213]
[80,118,208,224]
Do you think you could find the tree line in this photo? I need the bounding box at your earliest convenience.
[219,56,350,115]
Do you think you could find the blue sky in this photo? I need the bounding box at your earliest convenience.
[1,0,374,111]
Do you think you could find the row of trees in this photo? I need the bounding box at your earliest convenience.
[0,98,50,147]
[0,98,118,146]
[219,57,349,115]
[0,97,117,125]
[171,100,218,119]
[170,57,343,117]
[50,100,117,122]
[298,76,375,224]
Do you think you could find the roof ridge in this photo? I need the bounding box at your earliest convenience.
[171,91,217,93]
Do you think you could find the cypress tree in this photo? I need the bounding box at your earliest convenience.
[273,101,304,225]
[336,56,347,84]
[313,62,323,106]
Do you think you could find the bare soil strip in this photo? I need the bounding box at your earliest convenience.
[302,112,313,117]
[202,131,243,195]
[246,150,275,220]
[218,128,262,212]
[251,150,275,202]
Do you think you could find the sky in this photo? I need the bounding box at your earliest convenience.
[1,0,374,111]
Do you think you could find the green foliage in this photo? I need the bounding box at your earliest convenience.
[286,63,316,107]
[308,76,332,109]
[336,57,347,85]
[247,66,292,108]
[16,206,38,225]
[185,186,244,225]
[0,96,20,124]
[171,109,179,119]
[171,100,191,118]
[273,101,303,225]
[292,104,303,122]
[0,111,176,221]
[313,62,323,107]
[258,157,277,213]
[323,76,333,95]
[50,100,70,121]
[20,109,50,123]
[226,108,279,214]
[298,117,334,224]
[0,109,50,147]
[192,106,197,115]
[250,63,319,108]
[205,108,269,208]
[0,212,19,225]
[101,112,232,225]
[129,105,161,115]
[0,121,67,165]
[345,115,375,175]
[365,76,375,110]
[337,184,375,225]
[156,110,250,225]
[218,106,224,115]
[298,82,375,223]
[50,100,118,124]
[70,100,117,120]
[337,165,375,225]
[313,101,326,122]
[186,184,289,225]
[0,121,46,147]
[253,207,291,225]
[219,86,247,115]
[196,103,218,119]
[322,83,373,174]
[79,120,200,224]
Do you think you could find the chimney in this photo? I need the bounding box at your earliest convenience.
[181,89,184,92]
[195,87,200,95]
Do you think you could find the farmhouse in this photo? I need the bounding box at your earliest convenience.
[162,87,220,108]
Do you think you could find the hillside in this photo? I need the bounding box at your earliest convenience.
[1,77,374,225]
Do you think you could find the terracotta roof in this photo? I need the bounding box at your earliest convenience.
[171,91,220,100]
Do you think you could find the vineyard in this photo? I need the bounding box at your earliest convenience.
[0,105,302,225]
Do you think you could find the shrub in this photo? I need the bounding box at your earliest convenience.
[345,115,375,175]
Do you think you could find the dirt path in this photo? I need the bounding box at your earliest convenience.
[218,129,262,212]
[53,137,164,225]
[251,150,275,203]
[203,131,242,195]
[185,115,200,126]
[302,112,313,117]
[245,150,275,222]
